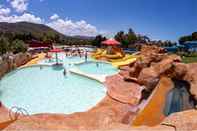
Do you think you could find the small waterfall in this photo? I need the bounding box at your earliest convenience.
[164,79,196,116]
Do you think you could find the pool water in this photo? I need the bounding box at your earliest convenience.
[39,53,93,65]
[0,66,106,115]
[77,62,119,76]
[39,53,118,76]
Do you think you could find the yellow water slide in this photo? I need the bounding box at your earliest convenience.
[111,54,137,67]
[132,77,174,126]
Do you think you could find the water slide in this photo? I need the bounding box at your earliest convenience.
[132,77,174,126]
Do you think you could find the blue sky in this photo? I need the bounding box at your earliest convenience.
[0,0,196,41]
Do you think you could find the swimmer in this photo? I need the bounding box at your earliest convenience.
[40,65,43,70]
[63,68,67,76]
[85,51,88,62]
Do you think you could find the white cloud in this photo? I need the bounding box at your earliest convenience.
[0,0,106,37]
[47,18,98,36]
[0,12,99,36]
[7,0,29,13]
[0,13,43,23]
[0,7,11,16]
[50,14,59,20]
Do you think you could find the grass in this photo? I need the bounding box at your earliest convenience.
[175,52,197,63]
[182,56,197,63]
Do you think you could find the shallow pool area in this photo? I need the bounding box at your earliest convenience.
[0,66,106,115]
[76,62,119,76]
[39,53,118,76]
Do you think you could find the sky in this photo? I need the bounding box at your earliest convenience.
[0,0,196,41]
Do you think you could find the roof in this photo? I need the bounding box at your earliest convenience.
[184,41,197,44]
[183,41,197,48]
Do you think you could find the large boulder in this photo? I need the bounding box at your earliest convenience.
[137,54,182,91]
[137,67,159,91]
[184,63,197,100]
[138,56,178,90]
[13,53,32,67]
[105,74,143,105]
[140,45,166,56]
[161,109,197,131]
[172,62,188,79]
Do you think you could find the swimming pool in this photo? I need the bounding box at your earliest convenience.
[76,62,119,76]
[0,66,106,115]
[39,53,118,76]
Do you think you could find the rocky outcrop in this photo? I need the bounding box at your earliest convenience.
[3,96,137,131]
[105,75,143,105]
[184,63,197,100]
[137,54,181,91]
[161,109,197,131]
[0,53,32,78]
[118,45,197,127]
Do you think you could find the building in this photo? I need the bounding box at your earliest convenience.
[27,40,53,49]
[182,41,197,52]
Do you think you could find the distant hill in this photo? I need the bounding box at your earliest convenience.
[73,35,95,40]
[0,22,94,44]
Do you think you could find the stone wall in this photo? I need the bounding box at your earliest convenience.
[0,53,32,78]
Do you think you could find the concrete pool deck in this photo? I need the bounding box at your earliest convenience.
[0,95,138,130]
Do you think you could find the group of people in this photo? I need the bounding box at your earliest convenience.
[65,48,86,58]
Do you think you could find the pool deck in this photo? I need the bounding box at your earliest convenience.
[22,53,46,67]
[0,95,138,131]
[70,67,106,83]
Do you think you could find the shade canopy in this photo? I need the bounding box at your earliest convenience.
[102,38,120,46]
[49,48,63,53]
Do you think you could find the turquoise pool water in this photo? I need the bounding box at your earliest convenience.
[0,66,106,115]
[39,53,118,76]
[77,62,119,76]
[39,53,93,65]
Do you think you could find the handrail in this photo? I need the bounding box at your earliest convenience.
[9,106,29,120]
[8,106,40,126]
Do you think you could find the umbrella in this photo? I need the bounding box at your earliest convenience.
[49,48,63,64]
[102,38,120,46]
[49,48,63,53]
[102,39,120,54]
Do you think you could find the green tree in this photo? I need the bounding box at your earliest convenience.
[179,35,193,44]
[127,28,137,47]
[114,31,124,42]
[192,32,197,40]
[92,35,106,47]
[0,37,10,55]
[11,39,27,54]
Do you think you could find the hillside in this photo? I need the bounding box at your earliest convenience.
[0,22,94,44]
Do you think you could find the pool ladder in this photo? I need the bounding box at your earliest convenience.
[0,106,39,130]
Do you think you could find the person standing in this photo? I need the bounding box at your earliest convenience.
[85,51,88,62]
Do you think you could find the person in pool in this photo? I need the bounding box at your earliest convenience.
[63,68,67,76]
[85,51,88,62]
[40,65,43,70]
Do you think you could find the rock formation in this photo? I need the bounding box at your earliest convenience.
[117,45,197,128]
[0,53,32,78]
